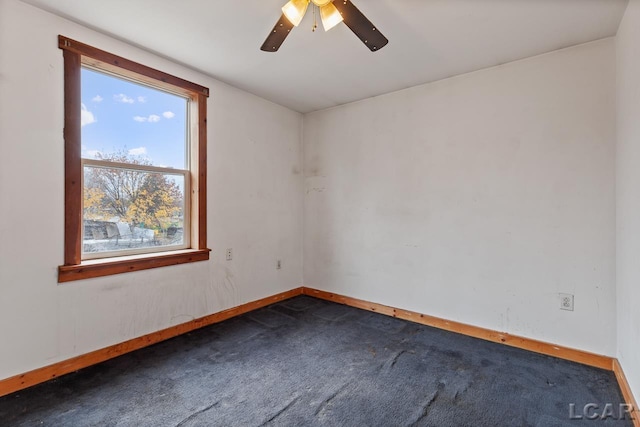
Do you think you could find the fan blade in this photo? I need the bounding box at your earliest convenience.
[332,0,388,52]
[261,14,295,52]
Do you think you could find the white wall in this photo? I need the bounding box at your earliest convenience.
[304,39,617,356]
[0,0,303,380]
[616,0,640,401]
[0,0,626,385]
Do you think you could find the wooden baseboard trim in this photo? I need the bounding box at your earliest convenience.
[3,285,636,418]
[301,287,613,370]
[0,287,304,398]
[613,359,640,426]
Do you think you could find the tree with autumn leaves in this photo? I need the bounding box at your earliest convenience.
[83,152,183,237]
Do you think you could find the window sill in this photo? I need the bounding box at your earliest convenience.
[58,248,211,283]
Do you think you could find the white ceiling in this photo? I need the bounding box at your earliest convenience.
[22,0,628,113]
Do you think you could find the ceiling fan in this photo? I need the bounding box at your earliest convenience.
[261,0,388,52]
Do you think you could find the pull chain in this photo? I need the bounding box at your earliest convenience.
[312,4,317,32]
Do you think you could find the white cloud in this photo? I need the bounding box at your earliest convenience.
[137,96,146,103]
[81,103,97,127]
[114,93,135,104]
[134,114,161,123]
[162,111,175,119]
[92,95,103,103]
[84,149,102,158]
[128,147,147,156]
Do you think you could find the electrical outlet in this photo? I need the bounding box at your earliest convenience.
[226,248,232,261]
[276,260,282,270]
[559,293,574,311]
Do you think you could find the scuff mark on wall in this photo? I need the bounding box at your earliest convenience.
[306,187,326,194]
[211,266,239,309]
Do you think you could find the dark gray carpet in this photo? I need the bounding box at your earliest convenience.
[0,296,632,426]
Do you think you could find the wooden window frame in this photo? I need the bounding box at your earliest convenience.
[58,35,210,283]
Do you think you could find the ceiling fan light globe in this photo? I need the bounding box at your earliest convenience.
[312,0,332,6]
[282,0,309,27]
[320,2,343,32]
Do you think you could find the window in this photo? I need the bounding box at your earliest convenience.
[58,36,210,282]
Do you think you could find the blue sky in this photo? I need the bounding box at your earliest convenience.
[81,68,187,169]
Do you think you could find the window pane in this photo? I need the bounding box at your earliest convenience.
[83,165,186,255]
[81,67,188,169]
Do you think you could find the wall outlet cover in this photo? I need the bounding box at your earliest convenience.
[559,293,574,311]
